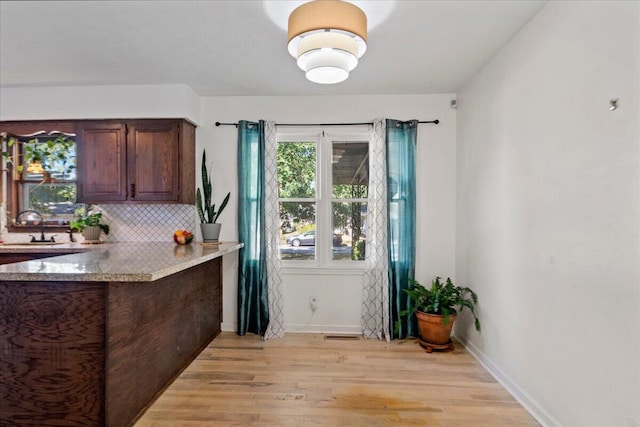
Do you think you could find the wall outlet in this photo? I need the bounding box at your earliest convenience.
[309,296,318,311]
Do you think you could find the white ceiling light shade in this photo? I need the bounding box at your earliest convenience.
[287,0,367,84]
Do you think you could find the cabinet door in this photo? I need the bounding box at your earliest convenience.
[76,122,127,202]
[127,121,180,202]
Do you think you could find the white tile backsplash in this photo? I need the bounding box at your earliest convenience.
[1,204,197,243]
[99,204,196,242]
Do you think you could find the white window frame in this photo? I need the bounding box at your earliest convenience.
[277,126,371,272]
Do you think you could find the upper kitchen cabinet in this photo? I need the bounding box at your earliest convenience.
[76,119,195,204]
[76,121,127,202]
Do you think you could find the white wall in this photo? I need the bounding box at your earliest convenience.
[455,2,639,426]
[0,84,202,125]
[0,88,457,334]
[201,94,457,333]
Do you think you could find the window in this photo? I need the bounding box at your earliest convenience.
[331,141,368,261]
[4,132,82,230]
[276,129,370,265]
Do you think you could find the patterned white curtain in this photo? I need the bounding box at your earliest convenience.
[263,121,285,339]
[361,119,390,341]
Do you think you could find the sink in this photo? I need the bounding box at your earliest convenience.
[3,242,66,246]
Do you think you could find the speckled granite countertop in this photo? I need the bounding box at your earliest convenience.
[0,242,90,254]
[0,242,243,282]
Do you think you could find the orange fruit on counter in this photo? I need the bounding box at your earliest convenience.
[173,229,194,244]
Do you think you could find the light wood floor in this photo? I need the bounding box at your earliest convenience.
[135,332,539,427]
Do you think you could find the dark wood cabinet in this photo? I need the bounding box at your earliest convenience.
[76,121,127,202]
[0,257,222,427]
[76,119,195,204]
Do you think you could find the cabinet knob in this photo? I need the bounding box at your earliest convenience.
[130,183,136,198]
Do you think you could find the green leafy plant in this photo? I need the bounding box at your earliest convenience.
[196,149,230,224]
[2,134,76,175]
[397,277,481,333]
[69,207,110,235]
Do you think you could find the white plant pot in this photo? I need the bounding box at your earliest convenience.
[200,223,222,242]
[82,226,102,242]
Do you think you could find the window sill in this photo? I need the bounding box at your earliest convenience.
[282,264,365,276]
[6,224,71,233]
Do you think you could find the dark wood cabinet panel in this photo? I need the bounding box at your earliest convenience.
[0,281,106,426]
[106,257,221,426]
[178,120,196,205]
[76,121,128,202]
[127,121,180,202]
[75,119,195,204]
[0,258,222,427]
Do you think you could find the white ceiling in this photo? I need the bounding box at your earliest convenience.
[0,0,546,97]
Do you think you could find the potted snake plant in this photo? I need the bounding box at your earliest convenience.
[197,149,230,243]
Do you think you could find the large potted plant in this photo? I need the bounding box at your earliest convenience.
[398,277,481,352]
[197,149,230,243]
[70,207,110,242]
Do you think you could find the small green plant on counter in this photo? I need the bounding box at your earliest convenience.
[69,207,110,235]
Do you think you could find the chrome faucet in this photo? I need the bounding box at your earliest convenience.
[15,210,56,243]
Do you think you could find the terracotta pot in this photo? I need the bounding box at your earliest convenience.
[415,310,457,345]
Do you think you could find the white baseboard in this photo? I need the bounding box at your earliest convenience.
[284,323,362,334]
[221,322,362,335]
[454,334,560,427]
[221,322,236,332]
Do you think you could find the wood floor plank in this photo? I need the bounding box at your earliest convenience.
[135,332,539,426]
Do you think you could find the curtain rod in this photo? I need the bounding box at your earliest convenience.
[214,120,439,128]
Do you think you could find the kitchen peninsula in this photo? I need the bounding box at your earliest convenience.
[0,242,242,427]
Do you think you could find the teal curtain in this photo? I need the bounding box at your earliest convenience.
[237,120,269,336]
[386,119,417,339]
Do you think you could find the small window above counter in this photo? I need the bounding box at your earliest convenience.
[1,126,82,231]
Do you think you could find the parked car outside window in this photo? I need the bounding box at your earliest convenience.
[286,230,343,247]
[286,230,316,247]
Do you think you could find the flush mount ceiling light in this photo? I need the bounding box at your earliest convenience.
[287,0,367,84]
